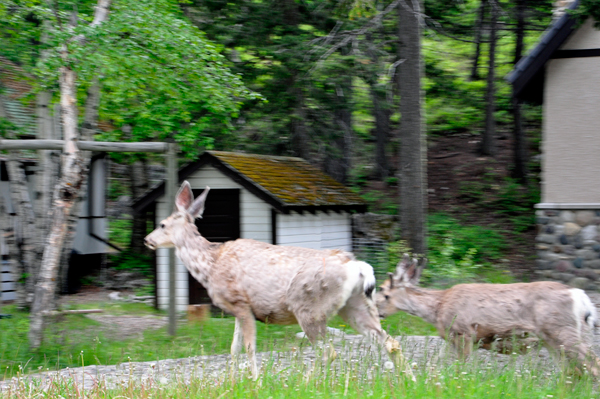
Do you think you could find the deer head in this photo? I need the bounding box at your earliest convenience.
[144,181,210,250]
[376,254,427,318]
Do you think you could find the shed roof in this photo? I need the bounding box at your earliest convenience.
[506,1,579,103]
[132,150,367,214]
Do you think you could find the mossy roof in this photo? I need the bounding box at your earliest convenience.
[208,151,365,207]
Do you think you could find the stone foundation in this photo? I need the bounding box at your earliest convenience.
[535,209,600,290]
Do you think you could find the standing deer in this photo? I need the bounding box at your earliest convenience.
[376,254,600,376]
[144,181,413,380]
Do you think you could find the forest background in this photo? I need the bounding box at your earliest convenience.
[3,0,596,292]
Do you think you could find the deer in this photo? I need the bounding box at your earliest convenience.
[144,181,414,380]
[376,254,600,377]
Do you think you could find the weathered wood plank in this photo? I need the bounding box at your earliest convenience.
[0,139,169,153]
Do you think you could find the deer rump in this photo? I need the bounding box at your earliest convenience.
[200,240,376,326]
[434,282,596,351]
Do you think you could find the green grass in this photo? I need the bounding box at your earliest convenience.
[2,302,598,398]
[2,350,597,398]
[0,302,435,380]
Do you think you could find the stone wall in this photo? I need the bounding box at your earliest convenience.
[535,209,600,290]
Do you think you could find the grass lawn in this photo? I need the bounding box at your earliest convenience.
[0,301,435,379]
[1,301,598,398]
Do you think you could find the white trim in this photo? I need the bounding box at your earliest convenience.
[535,203,600,210]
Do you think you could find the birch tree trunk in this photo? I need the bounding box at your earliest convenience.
[58,77,101,295]
[29,0,111,349]
[36,91,56,239]
[398,0,427,255]
[29,65,87,349]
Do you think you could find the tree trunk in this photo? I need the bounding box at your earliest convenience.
[6,155,37,308]
[29,0,111,349]
[29,65,87,349]
[512,0,528,183]
[398,0,427,255]
[365,33,391,180]
[481,0,497,156]
[129,158,150,254]
[470,0,486,81]
[58,77,101,295]
[371,85,391,180]
[291,86,310,160]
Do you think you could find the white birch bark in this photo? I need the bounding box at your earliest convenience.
[28,0,112,349]
[58,76,101,295]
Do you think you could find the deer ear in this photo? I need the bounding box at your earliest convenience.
[175,181,194,212]
[188,186,210,219]
[405,258,421,284]
[394,253,411,278]
[388,272,395,289]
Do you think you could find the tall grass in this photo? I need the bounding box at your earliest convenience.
[1,349,596,398]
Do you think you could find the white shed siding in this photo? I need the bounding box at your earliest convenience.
[542,20,600,204]
[155,165,272,312]
[277,212,352,251]
[321,213,352,251]
[277,213,322,249]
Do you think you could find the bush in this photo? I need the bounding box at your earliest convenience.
[384,213,508,286]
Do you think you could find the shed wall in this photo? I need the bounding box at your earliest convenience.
[542,21,600,204]
[277,212,351,251]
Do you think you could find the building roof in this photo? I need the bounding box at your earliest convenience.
[506,1,579,103]
[132,150,368,214]
[0,57,36,136]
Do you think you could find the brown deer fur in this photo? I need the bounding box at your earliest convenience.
[376,254,600,376]
[145,181,413,380]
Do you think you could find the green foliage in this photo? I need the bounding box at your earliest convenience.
[384,213,508,286]
[108,251,153,277]
[1,0,259,159]
[575,0,600,28]
[493,177,541,233]
[428,212,507,262]
[107,218,132,249]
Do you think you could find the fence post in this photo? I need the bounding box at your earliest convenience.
[166,143,178,336]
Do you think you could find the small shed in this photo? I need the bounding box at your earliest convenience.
[507,0,600,287]
[132,151,367,312]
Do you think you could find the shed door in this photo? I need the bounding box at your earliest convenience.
[188,188,240,304]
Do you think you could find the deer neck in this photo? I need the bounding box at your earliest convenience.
[401,287,444,325]
[171,223,216,287]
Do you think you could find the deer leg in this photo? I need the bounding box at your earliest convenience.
[338,294,416,381]
[231,317,244,367]
[296,314,336,363]
[449,333,474,361]
[237,311,259,380]
[543,330,600,378]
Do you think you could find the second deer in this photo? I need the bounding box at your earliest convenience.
[145,181,414,380]
[376,254,600,376]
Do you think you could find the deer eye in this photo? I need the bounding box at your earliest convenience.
[160,223,165,229]
[384,295,390,300]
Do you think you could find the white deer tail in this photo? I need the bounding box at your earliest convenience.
[570,289,598,331]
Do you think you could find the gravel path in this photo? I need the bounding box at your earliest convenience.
[2,291,600,392]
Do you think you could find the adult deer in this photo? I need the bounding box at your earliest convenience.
[377,254,600,377]
[144,181,412,380]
